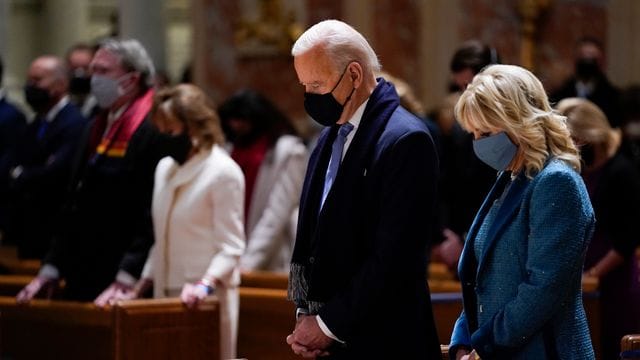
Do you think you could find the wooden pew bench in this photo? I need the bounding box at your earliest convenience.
[0,245,41,276]
[236,284,460,360]
[239,263,456,290]
[621,334,640,359]
[0,274,33,296]
[0,296,220,360]
[238,287,296,360]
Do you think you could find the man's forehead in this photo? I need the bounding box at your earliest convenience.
[29,59,55,77]
[294,48,336,82]
[92,49,122,67]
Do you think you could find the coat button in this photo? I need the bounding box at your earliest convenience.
[309,257,315,264]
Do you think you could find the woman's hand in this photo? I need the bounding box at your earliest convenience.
[180,280,215,308]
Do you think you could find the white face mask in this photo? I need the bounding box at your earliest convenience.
[90,73,131,108]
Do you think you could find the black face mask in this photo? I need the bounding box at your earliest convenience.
[580,143,596,167]
[69,75,91,95]
[575,58,600,81]
[303,65,355,127]
[24,85,52,113]
[163,132,193,165]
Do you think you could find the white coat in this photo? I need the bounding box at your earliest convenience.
[142,145,245,359]
[239,134,308,272]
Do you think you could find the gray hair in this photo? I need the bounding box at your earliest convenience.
[98,38,155,91]
[292,19,381,73]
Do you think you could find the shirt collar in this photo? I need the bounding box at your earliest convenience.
[44,95,70,122]
[345,98,369,131]
[108,101,131,124]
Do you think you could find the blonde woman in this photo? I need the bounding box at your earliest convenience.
[127,84,245,359]
[449,65,595,360]
[558,97,640,360]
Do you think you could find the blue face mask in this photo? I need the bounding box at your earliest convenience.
[472,132,518,171]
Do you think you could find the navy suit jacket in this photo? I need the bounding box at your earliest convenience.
[12,102,85,192]
[450,159,595,359]
[9,101,85,258]
[290,79,441,359]
[0,97,26,231]
[0,98,26,192]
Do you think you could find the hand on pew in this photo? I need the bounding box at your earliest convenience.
[94,278,153,307]
[16,275,58,303]
[95,281,135,307]
[180,279,215,309]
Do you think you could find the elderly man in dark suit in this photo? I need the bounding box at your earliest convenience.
[286,20,441,359]
[9,55,85,259]
[17,39,171,304]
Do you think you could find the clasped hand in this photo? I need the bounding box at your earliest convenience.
[286,315,333,358]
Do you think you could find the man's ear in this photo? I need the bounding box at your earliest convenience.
[349,62,363,88]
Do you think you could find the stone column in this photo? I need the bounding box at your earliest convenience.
[420,0,461,110]
[43,0,89,56]
[119,0,167,72]
[608,0,640,87]
[0,0,8,59]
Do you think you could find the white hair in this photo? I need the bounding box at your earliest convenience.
[99,38,155,91]
[292,19,381,73]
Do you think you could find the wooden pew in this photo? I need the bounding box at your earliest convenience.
[0,274,33,296]
[238,287,296,360]
[582,275,601,360]
[238,271,602,358]
[0,296,220,360]
[240,270,460,291]
[0,245,40,276]
[621,334,640,359]
[241,270,288,289]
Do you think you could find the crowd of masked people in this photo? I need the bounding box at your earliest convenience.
[0,33,637,359]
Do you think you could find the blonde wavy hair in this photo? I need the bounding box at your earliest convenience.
[455,64,581,176]
[557,97,622,159]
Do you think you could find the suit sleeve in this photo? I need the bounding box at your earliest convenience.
[13,116,83,188]
[204,166,246,286]
[470,170,594,358]
[117,120,165,278]
[318,131,438,340]
[449,311,472,359]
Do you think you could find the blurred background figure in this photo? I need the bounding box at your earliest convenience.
[430,40,498,272]
[65,43,99,118]
[0,55,27,244]
[558,97,640,360]
[551,37,621,127]
[619,85,640,170]
[218,89,307,272]
[8,55,85,259]
[449,39,500,92]
[129,84,245,360]
[17,39,169,304]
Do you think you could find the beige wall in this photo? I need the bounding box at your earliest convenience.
[2,0,192,110]
[608,0,640,88]
[3,0,640,122]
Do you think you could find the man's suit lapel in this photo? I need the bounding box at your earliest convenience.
[39,104,68,143]
[319,80,398,216]
[299,128,335,222]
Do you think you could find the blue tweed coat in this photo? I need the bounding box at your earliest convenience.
[450,159,595,360]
